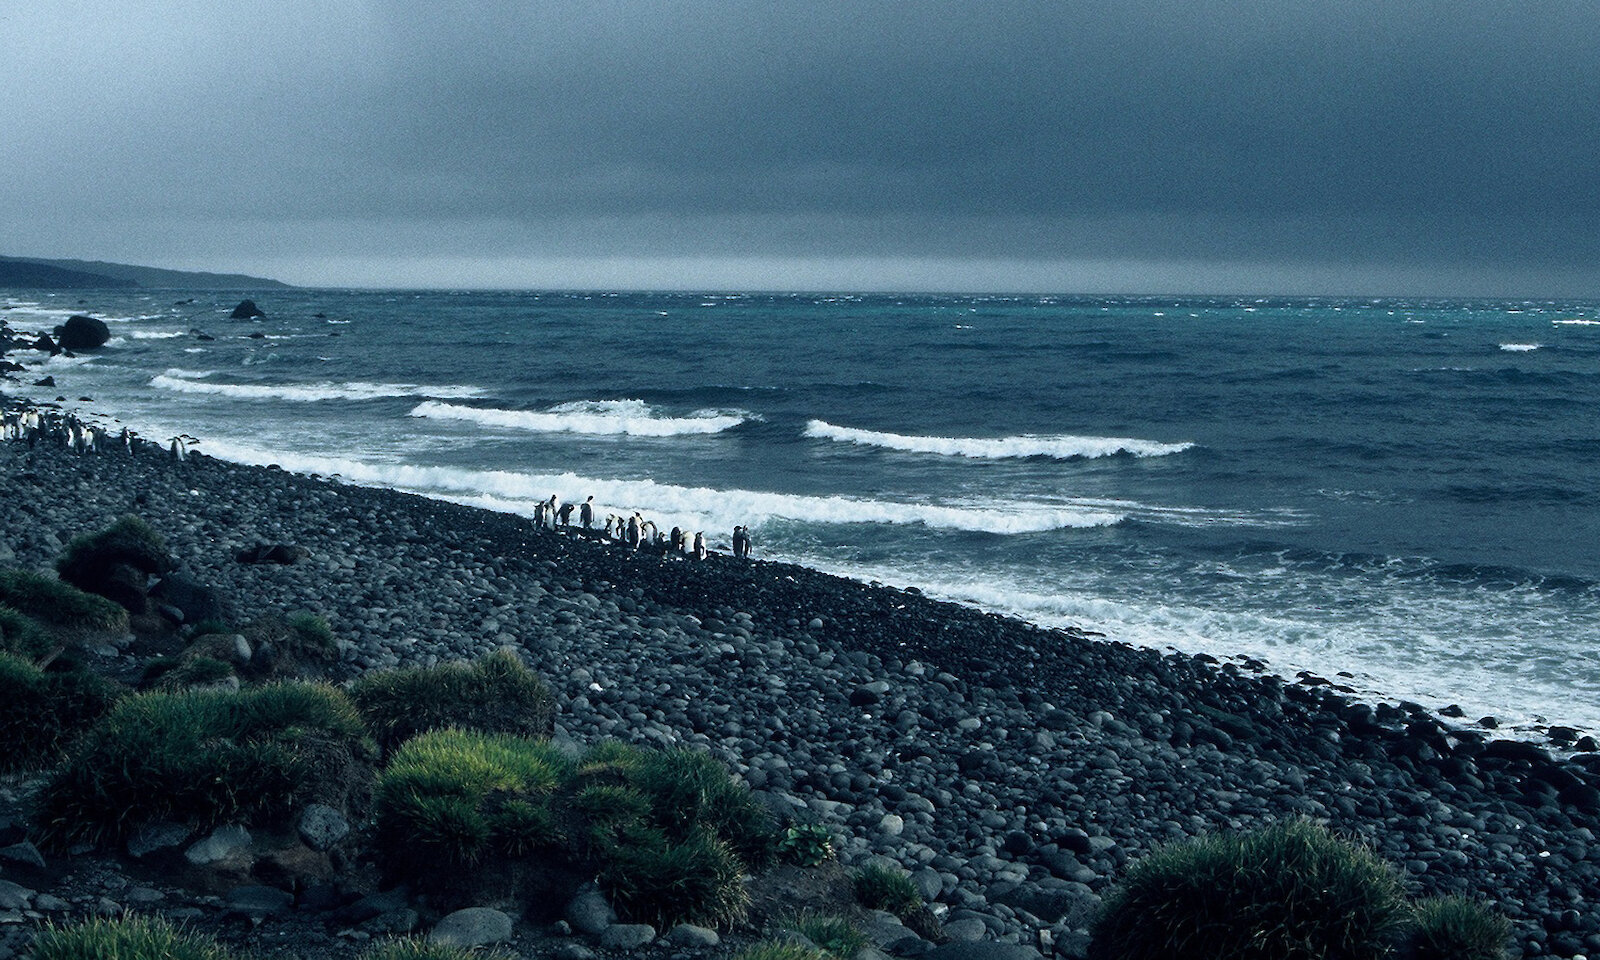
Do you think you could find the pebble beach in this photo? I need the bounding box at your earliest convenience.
[3,419,1600,959]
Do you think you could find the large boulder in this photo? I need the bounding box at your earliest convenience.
[54,315,111,350]
[230,300,266,320]
[150,569,226,625]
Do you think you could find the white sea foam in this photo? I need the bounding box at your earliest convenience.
[410,399,750,437]
[127,331,187,339]
[805,420,1193,460]
[177,437,1126,535]
[151,370,485,402]
[1553,319,1600,326]
[1499,343,1542,352]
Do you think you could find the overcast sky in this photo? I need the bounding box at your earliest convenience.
[3,1,1597,294]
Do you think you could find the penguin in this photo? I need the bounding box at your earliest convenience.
[692,532,707,560]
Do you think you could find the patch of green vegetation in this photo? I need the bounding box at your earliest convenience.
[1406,896,1511,960]
[36,681,372,848]
[1089,819,1412,960]
[26,914,237,960]
[374,731,773,929]
[731,942,828,960]
[150,654,237,691]
[285,610,339,661]
[56,515,171,591]
[787,913,868,959]
[0,568,128,634]
[351,648,555,755]
[0,652,124,773]
[853,863,923,917]
[376,727,572,872]
[359,938,514,960]
[599,824,749,930]
[777,823,835,866]
[0,604,58,660]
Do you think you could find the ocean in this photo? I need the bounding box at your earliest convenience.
[5,289,1598,735]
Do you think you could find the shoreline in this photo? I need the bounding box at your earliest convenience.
[3,404,1600,955]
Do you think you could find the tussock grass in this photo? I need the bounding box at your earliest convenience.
[732,943,828,960]
[36,681,371,848]
[352,648,555,754]
[27,914,236,960]
[1088,818,1411,960]
[853,863,923,917]
[599,825,750,929]
[0,568,128,634]
[56,515,171,590]
[359,938,515,960]
[374,730,773,929]
[787,913,868,959]
[0,652,123,773]
[0,604,58,660]
[376,728,572,871]
[1406,896,1511,960]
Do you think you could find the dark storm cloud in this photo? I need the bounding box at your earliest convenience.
[3,0,1598,290]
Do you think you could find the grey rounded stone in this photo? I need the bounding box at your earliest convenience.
[297,803,351,851]
[565,886,617,935]
[942,918,989,942]
[185,824,251,865]
[599,923,657,949]
[431,907,514,947]
[126,820,192,859]
[667,924,721,947]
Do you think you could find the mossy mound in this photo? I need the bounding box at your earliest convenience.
[351,648,556,755]
[36,681,374,848]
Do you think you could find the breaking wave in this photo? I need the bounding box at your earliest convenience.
[410,399,750,437]
[151,370,484,402]
[182,438,1127,535]
[805,420,1193,460]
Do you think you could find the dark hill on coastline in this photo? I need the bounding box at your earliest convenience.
[0,254,290,289]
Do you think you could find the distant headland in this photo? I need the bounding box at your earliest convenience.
[0,254,290,290]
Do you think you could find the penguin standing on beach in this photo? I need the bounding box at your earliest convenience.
[692,532,707,560]
[580,496,595,529]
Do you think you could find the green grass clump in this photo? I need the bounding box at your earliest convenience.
[787,913,868,959]
[1405,897,1511,960]
[598,825,750,929]
[0,569,128,634]
[375,727,572,872]
[732,943,828,960]
[55,515,171,600]
[36,681,371,848]
[0,604,58,660]
[375,732,773,929]
[1088,819,1411,960]
[854,863,923,917]
[351,648,556,755]
[0,652,123,773]
[631,747,777,867]
[359,938,514,960]
[285,611,339,661]
[26,913,237,960]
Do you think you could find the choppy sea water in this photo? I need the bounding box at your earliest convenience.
[5,289,1599,734]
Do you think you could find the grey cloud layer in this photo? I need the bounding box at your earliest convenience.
[4,0,1598,288]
